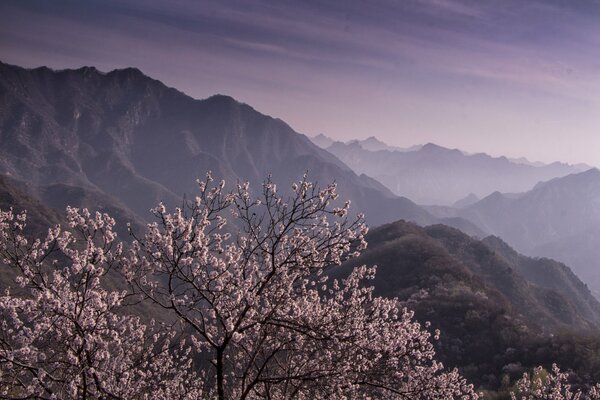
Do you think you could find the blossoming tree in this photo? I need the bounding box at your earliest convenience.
[1,173,480,399]
[122,174,478,399]
[512,364,600,400]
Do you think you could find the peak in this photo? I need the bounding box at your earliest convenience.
[452,193,480,209]
[75,65,105,77]
[480,191,505,203]
[0,62,53,75]
[544,168,600,187]
[343,141,363,149]
[206,94,237,103]
[309,133,336,149]
[77,65,98,72]
[2,63,150,81]
[202,94,243,109]
[421,142,445,151]
[119,66,144,75]
[353,136,395,152]
[362,136,384,144]
[106,66,146,78]
[419,143,456,154]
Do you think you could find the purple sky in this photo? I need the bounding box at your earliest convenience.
[2,0,600,166]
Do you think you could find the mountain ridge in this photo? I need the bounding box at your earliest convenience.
[317,135,588,205]
[330,219,600,386]
[0,61,455,229]
[454,168,600,295]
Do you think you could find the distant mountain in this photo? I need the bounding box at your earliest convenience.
[456,168,600,295]
[309,134,419,152]
[452,193,480,209]
[508,156,591,171]
[0,61,448,228]
[325,139,587,205]
[331,219,600,385]
[346,136,413,152]
[508,157,546,167]
[309,133,335,148]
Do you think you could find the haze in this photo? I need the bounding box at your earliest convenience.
[2,0,600,166]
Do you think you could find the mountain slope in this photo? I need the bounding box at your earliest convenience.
[325,139,586,205]
[457,168,600,295]
[0,61,436,227]
[482,235,600,320]
[330,219,600,385]
[0,175,61,237]
[355,221,600,332]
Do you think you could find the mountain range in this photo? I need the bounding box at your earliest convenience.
[314,134,588,205]
[2,60,599,294]
[0,61,445,229]
[430,168,600,296]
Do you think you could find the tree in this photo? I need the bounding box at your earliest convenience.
[123,173,478,399]
[0,207,201,399]
[1,174,478,399]
[512,364,600,400]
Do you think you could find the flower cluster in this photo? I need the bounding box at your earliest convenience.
[512,364,600,400]
[0,208,201,399]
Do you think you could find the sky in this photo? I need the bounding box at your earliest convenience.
[2,0,600,166]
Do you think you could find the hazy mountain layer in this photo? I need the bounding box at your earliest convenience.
[453,168,600,296]
[310,134,420,153]
[324,138,586,205]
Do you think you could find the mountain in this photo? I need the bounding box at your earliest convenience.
[310,134,419,152]
[0,61,446,228]
[452,193,480,209]
[341,220,600,332]
[0,174,61,239]
[508,157,546,167]
[325,139,587,205]
[456,168,600,295]
[309,133,335,148]
[482,235,600,320]
[331,219,600,386]
[0,175,60,290]
[346,136,412,152]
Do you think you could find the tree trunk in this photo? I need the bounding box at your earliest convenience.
[217,348,225,400]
